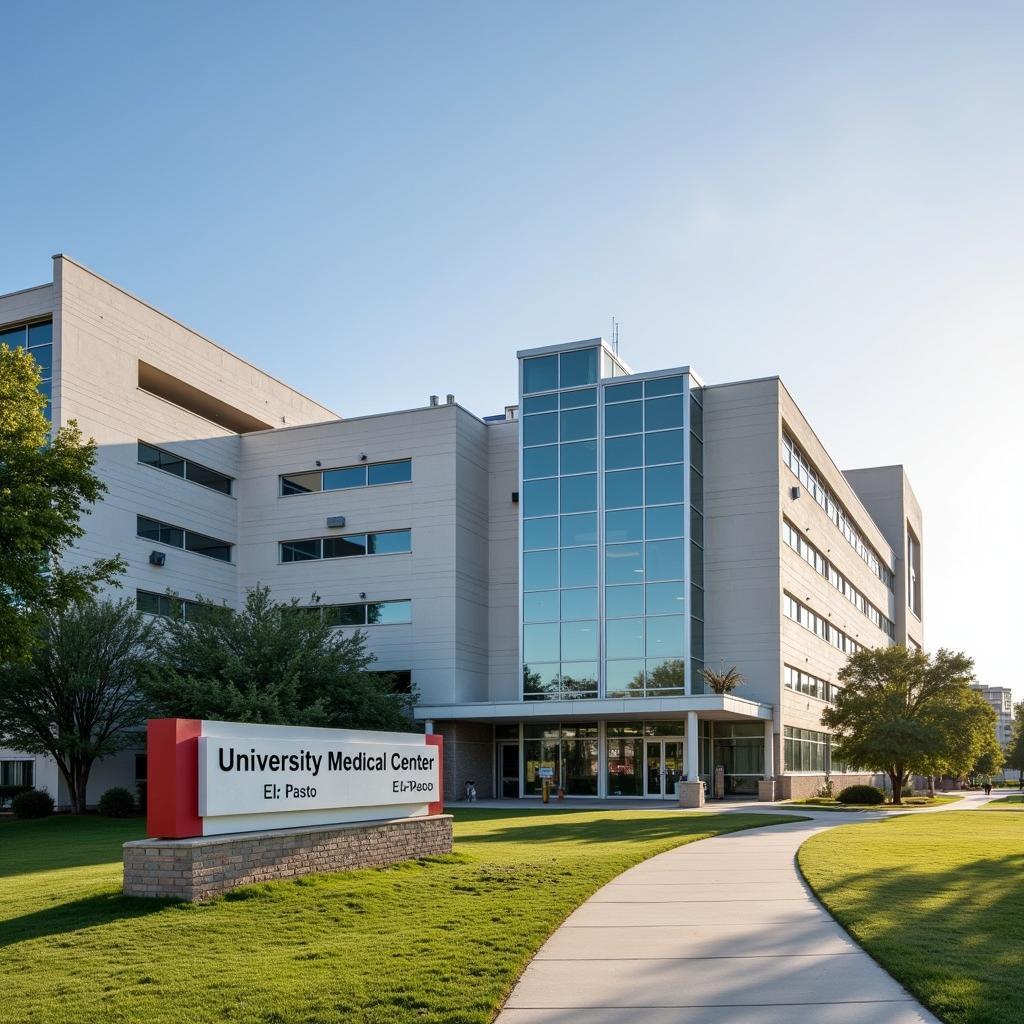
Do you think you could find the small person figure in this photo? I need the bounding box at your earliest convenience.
[982,775,992,797]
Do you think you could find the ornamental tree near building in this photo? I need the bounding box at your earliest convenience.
[0,344,125,665]
[141,585,416,731]
[0,599,155,813]
[823,645,996,805]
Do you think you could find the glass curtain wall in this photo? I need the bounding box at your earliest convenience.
[522,723,599,795]
[520,344,701,700]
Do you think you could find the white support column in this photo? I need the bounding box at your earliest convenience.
[763,718,774,779]
[424,720,434,736]
[687,711,699,781]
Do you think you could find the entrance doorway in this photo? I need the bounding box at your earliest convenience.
[498,741,520,798]
[644,738,685,798]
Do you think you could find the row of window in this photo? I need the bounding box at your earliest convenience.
[525,581,686,623]
[280,458,411,496]
[137,515,233,562]
[783,725,830,773]
[137,589,412,627]
[783,592,863,656]
[782,520,895,640]
[521,348,600,394]
[136,590,202,619]
[280,529,411,563]
[782,434,895,591]
[301,599,412,626]
[523,431,687,480]
[523,466,698,517]
[523,656,688,702]
[524,615,686,664]
[783,664,836,703]
[523,539,690,591]
[138,442,233,495]
[522,396,688,447]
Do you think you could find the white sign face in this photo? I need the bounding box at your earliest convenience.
[198,735,440,819]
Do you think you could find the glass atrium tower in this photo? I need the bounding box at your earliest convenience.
[518,338,705,704]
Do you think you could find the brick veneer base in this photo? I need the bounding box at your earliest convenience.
[123,814,453,901]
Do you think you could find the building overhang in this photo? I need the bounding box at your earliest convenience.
[414,694,773,725]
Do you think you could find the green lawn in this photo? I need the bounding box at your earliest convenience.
[786,795,960,811]
[799,811,1024,1024]
[0,808,798,1024]
[985,794,1024,809]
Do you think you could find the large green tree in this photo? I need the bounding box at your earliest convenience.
[0,599,155,813]
[823,645,995,804]
[0,344,124,664]
[141,585,416,730]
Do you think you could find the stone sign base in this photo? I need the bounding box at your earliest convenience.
[678,780,705,808]
[123,814,453,901]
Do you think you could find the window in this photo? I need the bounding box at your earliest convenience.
[138,442,233,495]
[137,515,232,562]
[784,665,834,702]
[783,592,862,655]
[782,519,895,640]
[907,526,921,618]
[280,529,411,562]
[136,589,201,619]
[784,725,830,773]
[781,433,895,591]
[1,318,53,420]
[0,760,34,787]
[317,600,412,626]
[280,458,411,496]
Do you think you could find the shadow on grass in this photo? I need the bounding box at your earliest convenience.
[456,811,801,846]
[0,890,171,949]
[0,816,145,879]
[800,818,1024,1024]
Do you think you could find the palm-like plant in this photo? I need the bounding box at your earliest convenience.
[701,665,745,694]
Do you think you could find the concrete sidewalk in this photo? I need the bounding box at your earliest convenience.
[495,812,949,1024]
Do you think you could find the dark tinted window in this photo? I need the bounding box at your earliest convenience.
[280,471,322,495]
[323,466,366,490]
[323,534,367,558]
[368,529,412,554]
[184,531,232,561]
[281,539,321,562]
[522,354,558,394]
[367,460,412,485]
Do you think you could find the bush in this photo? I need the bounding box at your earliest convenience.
[0,783,33,808]
[837,784,885,805]
[97,787,137,818]
[901,785,915,797]
[12,789,55,819]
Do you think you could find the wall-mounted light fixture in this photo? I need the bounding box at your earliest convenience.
[149,551,166,567]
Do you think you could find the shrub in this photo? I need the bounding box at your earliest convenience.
[0,783,32,807]
[901,785,915,797]
[837,784,885,805]
[817,777,835,799]
[97,787,137,818]
[12,789,55,819]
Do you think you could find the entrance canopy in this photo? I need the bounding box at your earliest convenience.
[414,693,773,726]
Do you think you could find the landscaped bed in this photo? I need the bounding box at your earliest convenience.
[0,808,799,1024]
[785,794,961,811]
[799,811,1024,1024]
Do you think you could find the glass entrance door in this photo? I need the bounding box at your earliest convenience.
[644,739,685,798]
[498,742,520,798]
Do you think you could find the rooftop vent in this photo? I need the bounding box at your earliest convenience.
[446,393,455,405]
[429,395,439,407]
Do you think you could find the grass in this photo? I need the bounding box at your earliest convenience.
[985,794,1024,809]
[786,795,961,811]
[799,811,1024,1024]
[0,808,799,1024]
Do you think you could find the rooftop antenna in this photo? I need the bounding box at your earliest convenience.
[611,317,620,355]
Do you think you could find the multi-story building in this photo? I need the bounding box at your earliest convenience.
[970,684,1015,753]
[1,256,924,807]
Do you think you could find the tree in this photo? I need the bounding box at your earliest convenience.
[1006,701,1024,788]
[141,586,416,730]
[823,646,995,805]
[0,599,155,813]
[702,665,745,695]
[0,344,125,665]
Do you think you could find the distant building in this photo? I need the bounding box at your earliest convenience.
[971,683,1015,752]
[1,255,927,806]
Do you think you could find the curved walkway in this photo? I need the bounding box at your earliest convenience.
[496,795,994,1023]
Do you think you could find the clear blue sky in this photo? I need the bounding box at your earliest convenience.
[2,2,1021,688]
